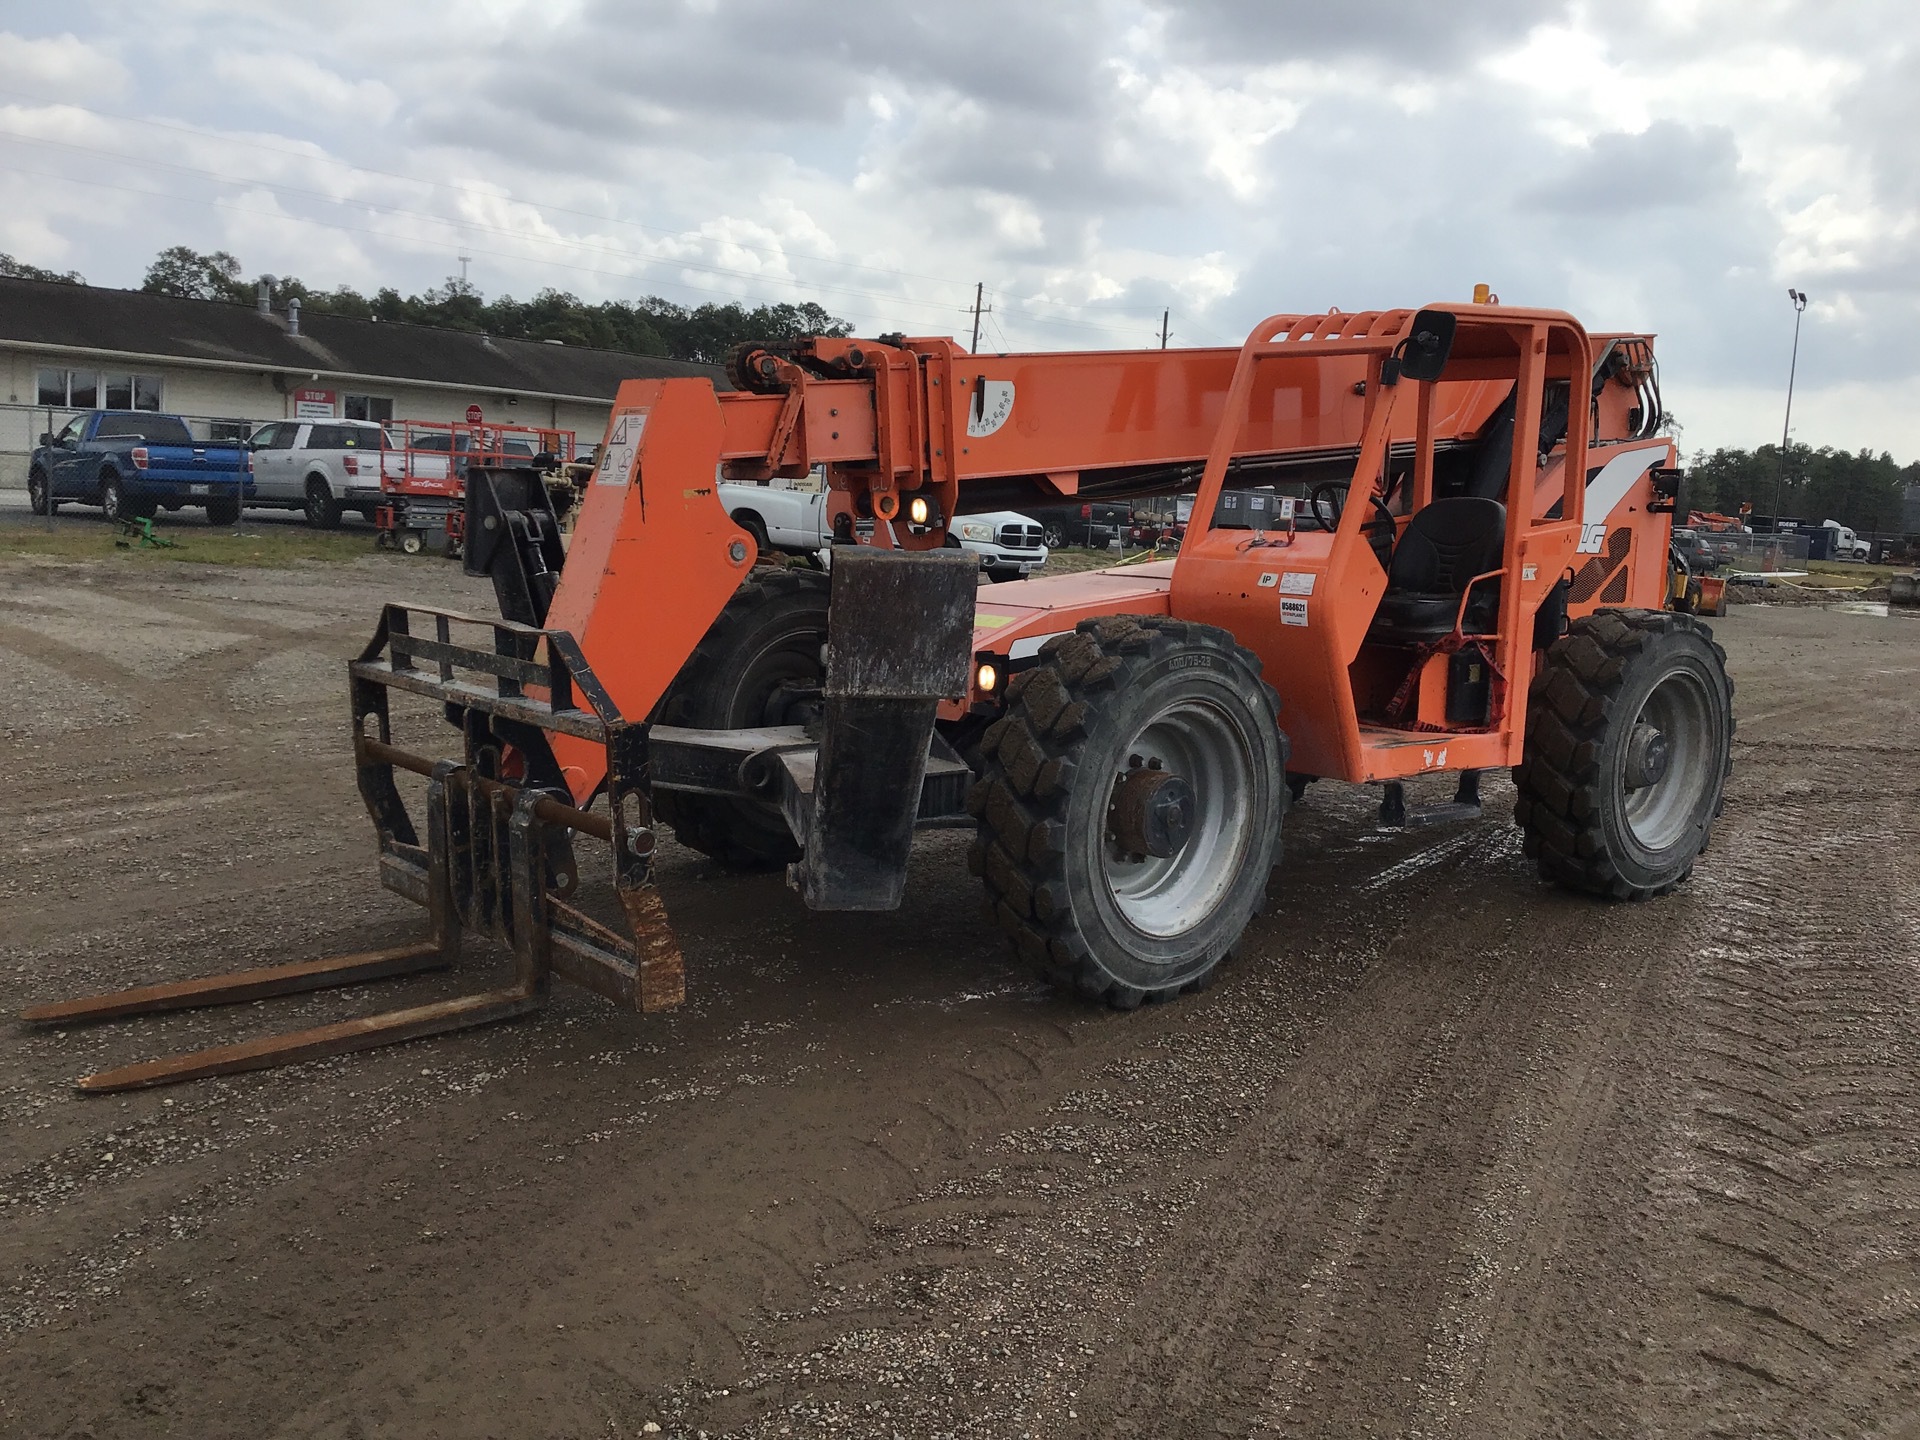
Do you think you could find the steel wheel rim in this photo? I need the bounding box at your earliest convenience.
[101,482,120,520]
[1100,699,1255,938]
[1621,667,1714,852]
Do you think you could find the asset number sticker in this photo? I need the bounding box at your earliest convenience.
[1280,597,1309,627]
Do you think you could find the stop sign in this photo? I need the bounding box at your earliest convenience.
[465,404,483,425]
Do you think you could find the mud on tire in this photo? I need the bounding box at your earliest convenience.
[968,615,1287,1008]
[652,567,830,870]
[1514,607,1734,900]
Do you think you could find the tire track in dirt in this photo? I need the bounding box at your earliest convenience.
[1652,769,1920,1438]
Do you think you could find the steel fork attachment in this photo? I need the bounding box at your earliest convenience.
[22,605,683,1093]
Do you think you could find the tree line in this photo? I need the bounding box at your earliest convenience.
[8,246,1920,527]
[1687,442,1917,535]
[134,245,851,366]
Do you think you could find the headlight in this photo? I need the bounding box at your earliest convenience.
[907,495,933,525]
[959,522,992,541]
[976,662,999,692]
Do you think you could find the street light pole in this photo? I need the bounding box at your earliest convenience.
[1772,288,1808,526]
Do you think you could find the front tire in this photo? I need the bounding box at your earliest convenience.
[1514,609,1734,899]
[969,616,1286,1007]
[652,568,831,869]
[732,511,771,557]
[28,468,56,515]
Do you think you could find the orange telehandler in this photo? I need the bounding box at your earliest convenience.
[26,301,1733,1090]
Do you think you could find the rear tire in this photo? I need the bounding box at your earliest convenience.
[205,497,240,527]
[652,568,831,869]
[1514,608,1734,899]
[27,468,56,515]
[968,616,1286,1006]
[304,477,342,529]
[99,474,152,522]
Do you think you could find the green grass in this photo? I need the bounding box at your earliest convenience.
[0,514,381,567]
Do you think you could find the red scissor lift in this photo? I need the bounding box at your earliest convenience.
[376,420,576,557]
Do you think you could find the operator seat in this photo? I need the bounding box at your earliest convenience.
[1368,496,1506,643]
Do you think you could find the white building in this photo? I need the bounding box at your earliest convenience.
[0,276,719,486]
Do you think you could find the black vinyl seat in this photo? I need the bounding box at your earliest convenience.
[1368,496,1506,643]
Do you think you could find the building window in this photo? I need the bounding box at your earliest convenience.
[345,394,393,423]
[34,368,161,410]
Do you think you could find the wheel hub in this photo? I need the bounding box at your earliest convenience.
[1109,765,1195,860]
[1624,721,1670,790]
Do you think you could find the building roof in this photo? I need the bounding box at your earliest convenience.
[0,276,721,400]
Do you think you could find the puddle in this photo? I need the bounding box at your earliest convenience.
[1828,600,1920,618]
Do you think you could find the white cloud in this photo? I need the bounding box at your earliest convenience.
[206,52,399,125]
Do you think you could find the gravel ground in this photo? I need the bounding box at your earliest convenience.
[2,512,1918,1438]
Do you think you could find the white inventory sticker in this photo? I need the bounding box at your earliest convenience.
[1280,597,1309,627]
[1279,572,1316,595]
[597,410,647,485]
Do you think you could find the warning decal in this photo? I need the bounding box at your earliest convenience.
[597,410,647,485]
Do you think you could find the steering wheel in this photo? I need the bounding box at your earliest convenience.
[1309,482,1398,536]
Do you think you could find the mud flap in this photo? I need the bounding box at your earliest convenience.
[787,547,977,910]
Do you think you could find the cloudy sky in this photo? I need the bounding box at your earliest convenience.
[1,1,1915,460]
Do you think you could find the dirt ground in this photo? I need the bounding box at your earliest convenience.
[3,522,1919,1439]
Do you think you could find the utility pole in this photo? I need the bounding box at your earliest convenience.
[458,254,473,285]
[1160,310,1170,349]
[1772,288,1808,527]
[969,282,991,352]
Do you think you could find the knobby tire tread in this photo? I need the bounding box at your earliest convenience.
[1513,607,1734,900]
[967,615,1283,1008]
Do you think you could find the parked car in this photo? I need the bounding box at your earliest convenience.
[717,481,1049,581]
[1671,528,1726,572]
[246,419,391,527]
[1022,501,1133,549]
[29,411,251,524]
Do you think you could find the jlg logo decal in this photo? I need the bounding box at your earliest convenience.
[1577,444,1667,551]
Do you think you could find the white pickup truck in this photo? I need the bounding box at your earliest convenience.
[246,419,391,527]
[718,481,1049,581]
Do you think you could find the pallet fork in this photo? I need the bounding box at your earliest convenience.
[22,607,683,1092]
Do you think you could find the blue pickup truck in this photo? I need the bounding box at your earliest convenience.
[28,411,252,524]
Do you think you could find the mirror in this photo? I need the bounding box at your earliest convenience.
[1396,308,1457,383]
[38,431,53,446]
